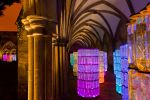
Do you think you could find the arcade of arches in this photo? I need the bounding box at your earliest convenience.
[0,0,150,100]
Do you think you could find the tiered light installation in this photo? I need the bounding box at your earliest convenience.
[2,53,17,62]
[2,54,7,61]
[113,49,122,94]
[127,24,135,64]
[113,45,129,98]
[120,45,129,100]
[99,51,107,83]
[70,53,74,69]
[129,69,150,100]
[127,4,150,100]
[99,51,104,83]
[127,4,150,72]
[12,54,17,61]
[77,49,100,98]
[73,52,78,76]
[104,52,108,73]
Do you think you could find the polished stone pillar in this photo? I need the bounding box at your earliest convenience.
[59,45,63,95]
[22,15,55,100]
[53,41,60,99]
[60,43,68,97]
[33,34,45,100]
[44,35,52,100]
[22,0,29,13]
[52,38,56,99]
[27,35,34,100]
[22,0,47,16]
[52,39,68,99]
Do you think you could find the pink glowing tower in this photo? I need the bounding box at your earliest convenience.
[77,49,100,98]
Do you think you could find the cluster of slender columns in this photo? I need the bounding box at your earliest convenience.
[22,15,53,100]
[27,35,34,100]
[22,15,68,100]
[52,38,68,99]
[28,34,48,100]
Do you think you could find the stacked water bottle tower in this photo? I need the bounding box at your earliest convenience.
[104,52,108,74]
[113,45,129,99]
[73,52,78,76]
[120,45,129,100]
[70,53,74,69]
[2,53,17,62]
[99,51,105,83]
[99,51,108,83]
[113,49,122,94]
[77,49,100,98]
[127,4,150,99]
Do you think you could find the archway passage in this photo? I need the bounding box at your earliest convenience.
[64,0,150,99]
[0,32,18,100]
[0,0,150,99]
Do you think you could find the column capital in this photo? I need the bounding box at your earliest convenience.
[22,15,57,35]
[53,38,67,46]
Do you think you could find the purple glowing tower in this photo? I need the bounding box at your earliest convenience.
[77,49,100,98]
[3,54,7,61]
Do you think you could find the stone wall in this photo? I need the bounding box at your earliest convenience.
[18,30,28,100]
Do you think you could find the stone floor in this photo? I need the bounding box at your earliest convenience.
[0,61,122,100]
[68,69,121,100]
[0,61,18,100]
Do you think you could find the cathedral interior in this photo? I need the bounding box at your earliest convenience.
[0,0,150,100]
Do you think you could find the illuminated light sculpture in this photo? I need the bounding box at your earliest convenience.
[12,54,17,61]
[104,52,108,73]
[113,49,122,94]
[7,54,10,62]
[127,5,150,99]
[120,45,129,100]
[78,49,100,98]
[114,45,129,96]
[127,4,150,72]
[2,53,17,62]
[129,69,150,100]
[9,54,13,62]
[127,24,135,64]
[99,51,104,83]
[73,52,78,76]
[99,51,108,83]
[2,54,7,61]
[70,53,74,69]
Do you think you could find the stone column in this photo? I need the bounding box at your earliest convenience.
[33,34,45,100]
[59,44,63,96]
[22,15,55,100]
[22,0,29,13]
[53,40,60,99]
[44,35,52,100]
[59,41,68,98]
[52,38,56,99]
[52,39,68,99]
[27,35,34,100]
[52,38,58,100]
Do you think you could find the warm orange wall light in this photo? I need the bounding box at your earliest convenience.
[0,3,22,31]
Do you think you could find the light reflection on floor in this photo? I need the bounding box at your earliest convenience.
[68,68,150,100]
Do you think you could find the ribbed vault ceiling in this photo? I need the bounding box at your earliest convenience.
[66,0,150,51]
